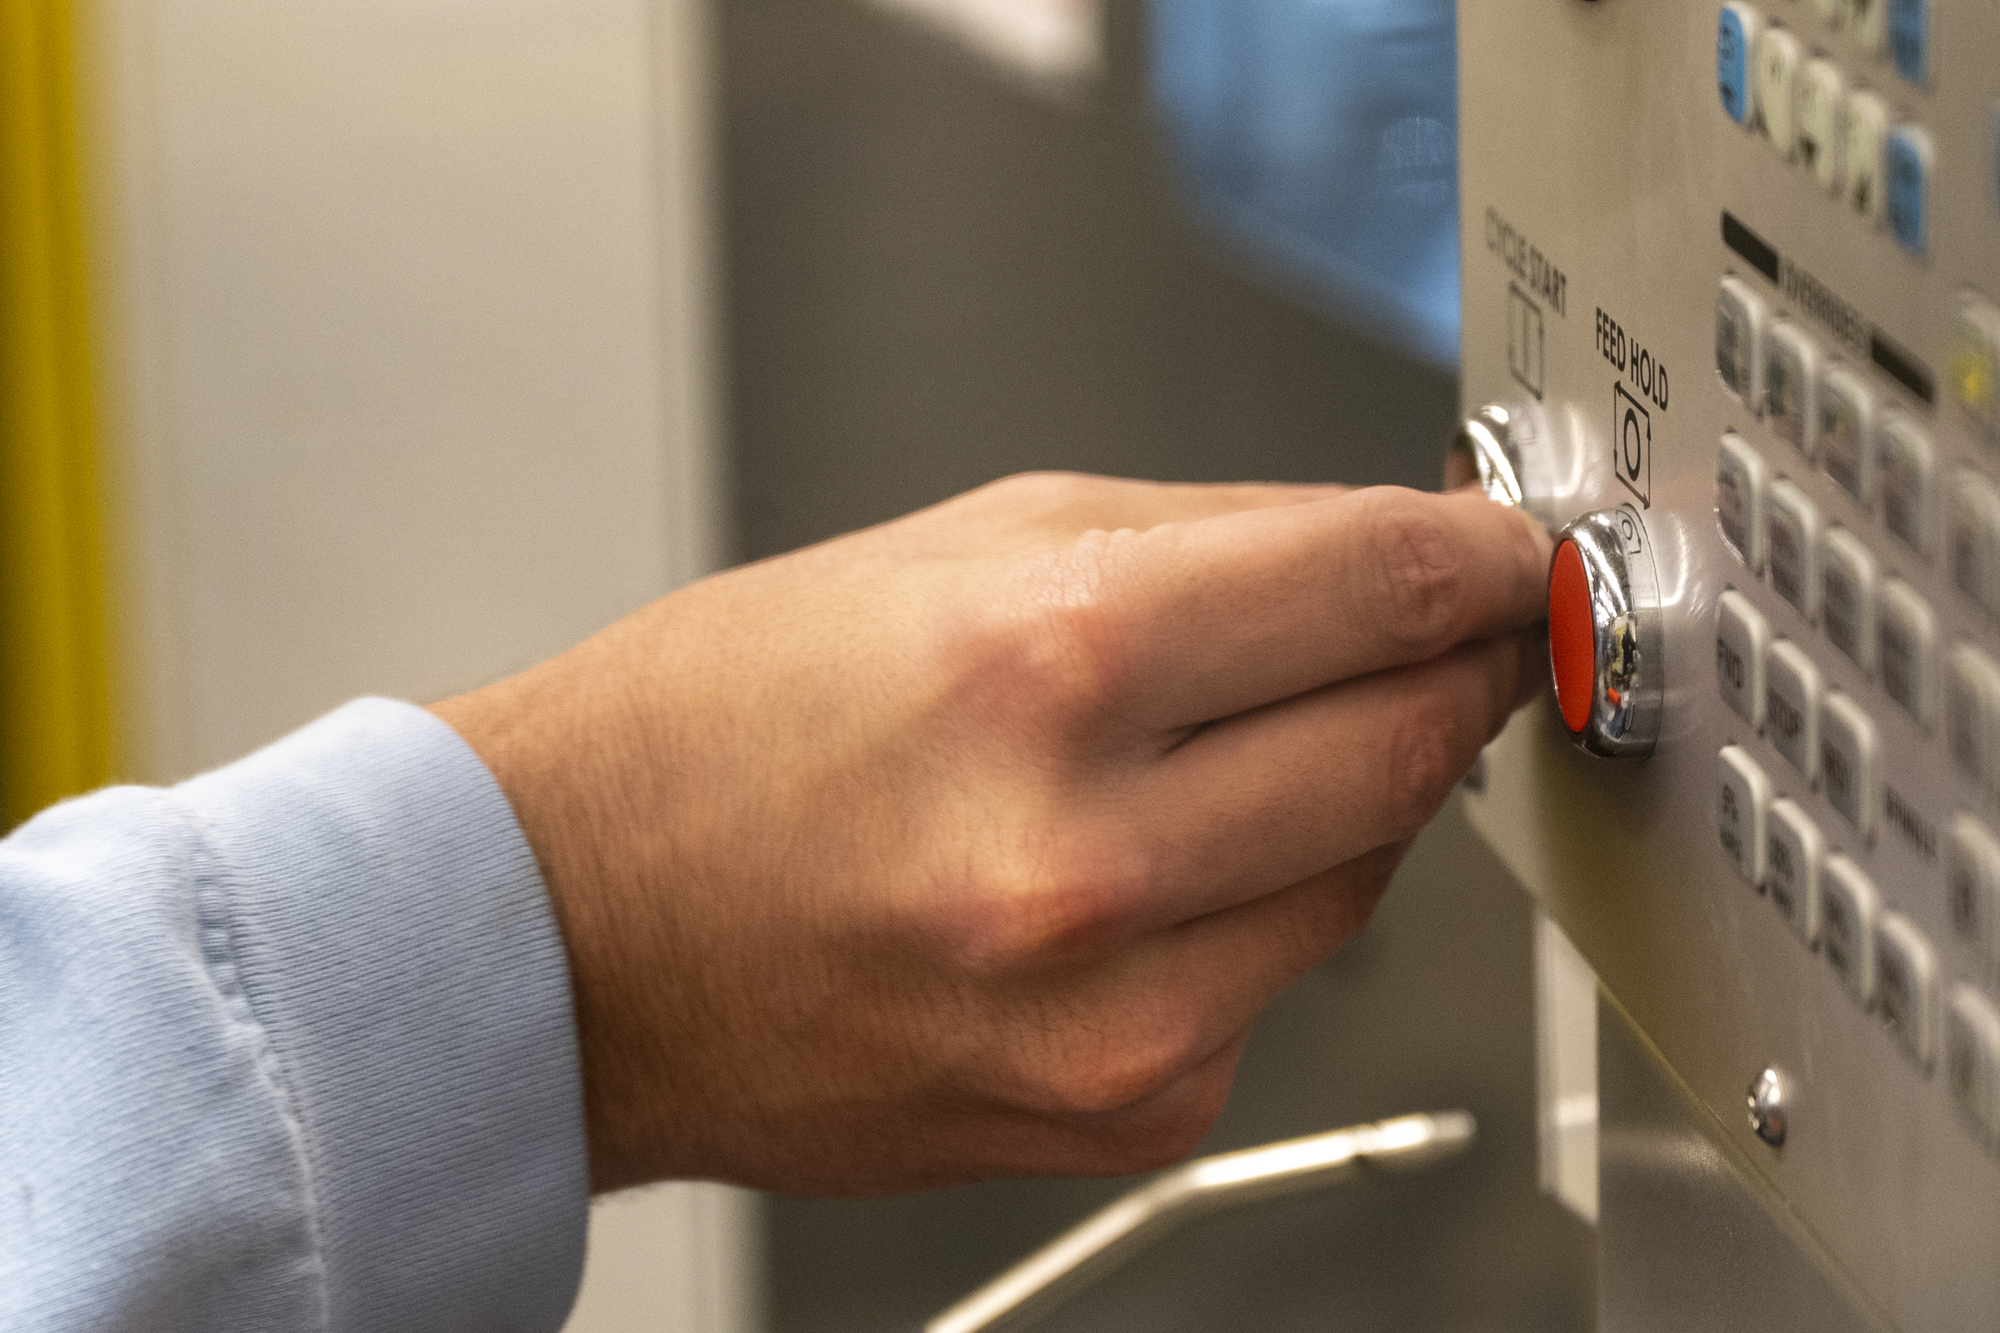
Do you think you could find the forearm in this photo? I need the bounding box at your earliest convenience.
[0,700,589,1332]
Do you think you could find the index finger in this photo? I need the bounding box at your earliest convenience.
[876,475,1355,564]
[1056,486,1551,729]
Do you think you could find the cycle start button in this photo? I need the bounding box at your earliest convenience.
[1546,507,1665,759]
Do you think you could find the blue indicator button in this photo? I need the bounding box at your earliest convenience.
[1719,6,1756,125]
[1890,0,1929,85]
[1886,126,1933,255]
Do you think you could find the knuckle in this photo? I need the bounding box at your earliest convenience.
[1022,1023,1201,1118]
[1066,1061,1235,1176]
[1362,489,1468,656]
[939,831,1153,977]
[1385,690,1469,825]
[1036,601,1132,728]
[968,537,1138,736]
[981,470,1106,518]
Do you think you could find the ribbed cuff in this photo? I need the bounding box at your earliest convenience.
[176,698,588,1333]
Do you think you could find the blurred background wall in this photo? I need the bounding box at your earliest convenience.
[723,0,1450,555]
[67,0,753,1327]
[8,0,1593,1326]
[92,0,723,781]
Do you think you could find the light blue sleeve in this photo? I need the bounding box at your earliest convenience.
[0,698,589,1332]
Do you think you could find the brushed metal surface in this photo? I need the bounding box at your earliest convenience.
[1598,996,1884,1333]
[1460,1,2000,1327]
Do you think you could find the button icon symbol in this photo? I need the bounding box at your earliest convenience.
[1614,384,1652,507]
[1508,285,1545,400]
[1718,6,1757,124]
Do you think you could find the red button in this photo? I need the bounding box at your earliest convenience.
[1549,539,1596,734]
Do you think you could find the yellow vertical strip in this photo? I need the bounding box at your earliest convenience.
[0,0,113,828]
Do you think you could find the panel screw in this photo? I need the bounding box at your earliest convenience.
[1747,1067,1788,1147]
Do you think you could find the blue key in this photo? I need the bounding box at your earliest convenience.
[1719,7,1753,125]
[1891,0,1929,84]
[1886,127,1932,255]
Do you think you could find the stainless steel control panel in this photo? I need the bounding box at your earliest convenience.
[1458,1,2000,1326]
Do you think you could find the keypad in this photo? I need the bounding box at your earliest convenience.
[1948,644,2000,790]
[1696,3,2000,1164]
[1844,91,1890,221]
[1768,479,1823,619]
[1765,322,1821,453]
[1878,579,1938,724]
[1877,414,1937,556]
[1947,987,2000,1139]
[1877,913,1940,1066]
[1718,277,1770,404]
[1849,0,1888,55]
[1796,59,1846,191]
[1717,434,1769,572]
[1821,692,1881,836]
[1819,364,1878,505]
[1949,471,2000,616]
[1718,591,1771,727]
[1886,126,1932,256]
[1954,292,2000,438]
[1710,6,1937,244]
[1949,813,2000,970]
[1753,27,1804,156]
[1821,529,1879,673]
[1768,798,1826,943]
[1887,0,1928,85]
[1768,641,1825,779]
[1823,855,1882,1002]
[1720,746,1775,886]
[1718,5,1761,125]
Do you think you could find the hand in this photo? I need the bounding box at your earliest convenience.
[430,474,1551,1195]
